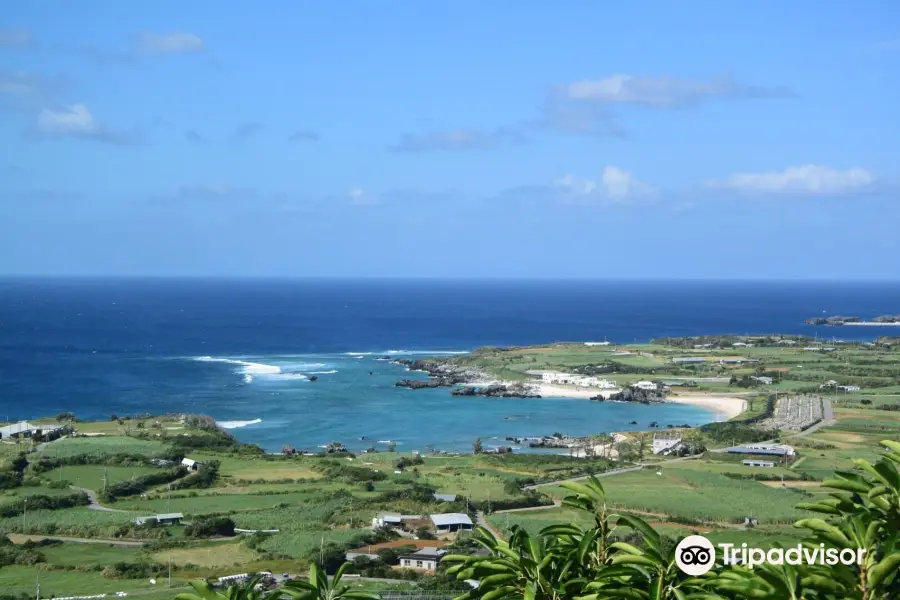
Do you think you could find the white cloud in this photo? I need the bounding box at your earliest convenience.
[37,104,97,135]
[553,166,656,201]
[0,28,33,48]
[708,165,875,195]
[36,103,136,144]
[137,32,204,54]
[559,73,790,108]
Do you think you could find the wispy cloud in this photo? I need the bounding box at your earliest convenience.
[707,165,875,195]
[497,166,657,205]
[558,73,791,107]
[35,104,138,145]
[137,32,205,55]
[390,127,527,152]
[536,72,790,137]
[0,69,68,110]
[0,28,34,49]
[288,129,319,142]
[230,122,264,142]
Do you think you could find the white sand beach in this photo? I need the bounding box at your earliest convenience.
[528,383,746,420]
[664,393,747,421]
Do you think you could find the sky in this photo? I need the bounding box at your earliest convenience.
[1,1,898,279]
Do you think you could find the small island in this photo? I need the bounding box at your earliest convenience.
[805,314,900,326]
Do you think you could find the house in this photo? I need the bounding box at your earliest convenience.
[742,460,776,468]
[838,385,861,392]
[181,458,201,471]
[345,539,449,562]
[672,357,706,364]
[540,372,616,389]
[433,493,458,502]
[727,443,795,457]
[631,381,657,391]
[135,512,184,526]
[651,435,683,456]
[751,376,773,385]
[732,342,748,348]
[430,513,474,533]
[0,421,64,441]
[584,341,611,346]
[819,380,839,389]
[776,340,798,345]
[399,547,448,572]
[720,358,760,365]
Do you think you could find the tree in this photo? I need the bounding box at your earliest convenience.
[472,438,484,454]
[282,563,380,600]
[175,576,280,600]
[441,442,900,600]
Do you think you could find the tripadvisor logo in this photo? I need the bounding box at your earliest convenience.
[675,535,716,576]
[675,535,867,575]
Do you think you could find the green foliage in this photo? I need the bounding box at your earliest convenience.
[184,516,235,538]
[443,442,900,600]
[100,467,187,502]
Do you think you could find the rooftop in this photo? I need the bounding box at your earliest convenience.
[430,513,473,527]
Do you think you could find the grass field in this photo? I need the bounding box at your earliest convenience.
[153,541,260,567]
[40,540,146,566]
[37,436,170,458]
[40,465,163,491]
[0,564,181,597]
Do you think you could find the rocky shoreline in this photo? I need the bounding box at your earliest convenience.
[392,358,542,398]
[805,314,900,326]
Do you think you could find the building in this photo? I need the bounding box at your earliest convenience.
[672,357,706,364]
[732,342,748,347]
[584,341,611,346]
[751,376,773,385]
[651,435,683,456]
[430,513,474,533]
[0,421,64,440]
[742,460,776,468]
[540,372,616,389]
[777,339,798,345]
[838,385,861,392]
[399,547,448,572]
[631,381,657,391]
[727,443,795,458]
[433,493,458,502]
[720,358,760,365]
[181,458,202,471]
[345,539,449,562]
[135,512,184,526]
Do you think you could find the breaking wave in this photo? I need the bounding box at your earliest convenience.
[192,356,310,383]
[217,418,262,429]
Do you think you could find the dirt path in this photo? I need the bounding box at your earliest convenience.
[9,533,145,547]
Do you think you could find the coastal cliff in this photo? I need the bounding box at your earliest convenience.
[806,314,900,325]
[393,358,541,398]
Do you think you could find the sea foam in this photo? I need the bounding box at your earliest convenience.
[217,418,262,429]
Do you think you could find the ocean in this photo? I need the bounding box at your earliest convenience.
[1,278,898,452]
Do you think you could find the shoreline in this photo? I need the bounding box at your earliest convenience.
[529,382,746,420]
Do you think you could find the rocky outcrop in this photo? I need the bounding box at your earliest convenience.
[393,358,486,389]
[450,384,541,399]
[607,387,666,404]
[805,315,860,325]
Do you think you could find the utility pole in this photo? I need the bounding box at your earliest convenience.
[103,467,108,492]
[22,497,27,532]
[168,560,172,587]
[36,574,40,600]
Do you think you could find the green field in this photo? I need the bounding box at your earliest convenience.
[36,436,170,458]
[41,465,164,491]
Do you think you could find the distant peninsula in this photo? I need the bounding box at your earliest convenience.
[805,314,900,326]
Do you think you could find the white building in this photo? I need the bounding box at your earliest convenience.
[181,458,202,470]
[651,435,683,455]
[540,372,616,389]
[429,513,474,533]
[838,385,861,392]
[751,376,773,385]
[632,381,657,391]
[584,341,611,346]
[399,547,447,571]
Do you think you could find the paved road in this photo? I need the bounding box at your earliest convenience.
[9,533,145,547]
[74,486,131,513]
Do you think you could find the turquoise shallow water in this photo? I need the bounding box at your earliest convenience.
[193,351,716,452]
[7,278,897,452]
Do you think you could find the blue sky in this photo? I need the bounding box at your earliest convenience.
[1,1,898,278]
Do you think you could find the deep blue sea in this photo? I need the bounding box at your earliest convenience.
[1,278,898,452]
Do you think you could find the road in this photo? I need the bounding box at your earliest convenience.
[9,533,145,547]
[74,486,132,513]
